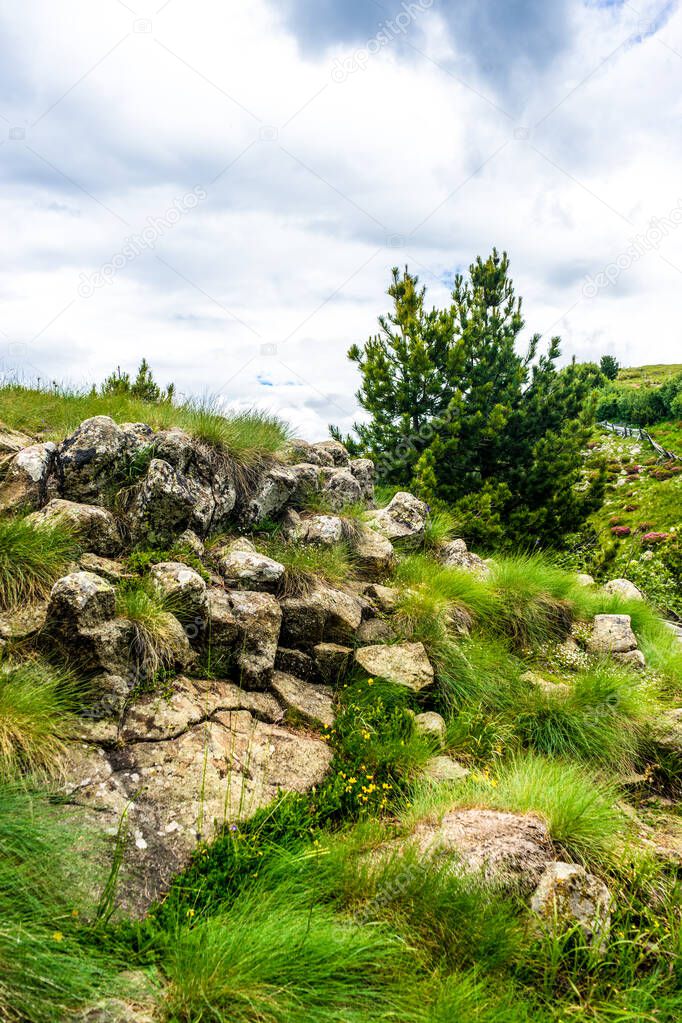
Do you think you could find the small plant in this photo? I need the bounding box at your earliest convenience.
[0,516,79,610]
[177,399,291,466]
[256,536,357,596]
[0,660,81,779]
[421,508,459,551]
[611,525,631,538]
[115,578,184,675]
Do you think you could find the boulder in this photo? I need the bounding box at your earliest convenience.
[0,442,57,512]
[0,601,48,642]
[407,809,554,893]
[149,562,208,620]
[654,708,682,755]
[59,416,130,503]
[414,711,447,741]
[61,710,332,915]
[176,529,205,557]
[321,469,362,510]
[588,614,638,654]
[357,618,396,645]
[354,523,395,576]
[288,463,321,505]
[521,670,571,698]
[531,862,612,948]
[292,514,346,546]
[275,647,316,680]
[312,440,349,466]
[79,553,131,582]
[229,590,282,689]
[355,641,434,691]
[613,649,646,670]
[271,671,335,729]
[204,586,239,652]
[217,541,284,591]
[366,492,428,542]
[47,572,116,630]
[245,465,298,524]
[438,538,490,577]
[576,573,595,587]
[349,458,375,502]
[363,584,400,614]
[0,424,34,454]
[287,438,322,465]
[603,578,644,601]
[313,642,352,684]
[28,498,122,556]
[125,459,195,544]
[423,755,469,783]
[280,586,363,648]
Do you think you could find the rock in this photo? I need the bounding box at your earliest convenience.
[349,458,375,502]
[576,573,595,587]
[366,492,428,542]
[61,711,332,915]
[229,590,282,689]
[245,465,298,524]
[312,440,349,466]
[287,438,321,465]
[321,469,362,510]
[204,587,239,652]
[0,442,57,512]
[47,572,116,629]
[0,601,48,641]
[354,523,395,576]
[357,618,396,644]
[149,562,208,620]
[0,424,34,454]
[124,459,195,544]
[313,642,352,684]
[613,649,646,670]
[217,542,284,591]
[531,862,612,948]
[176,529,205,557]
[288,463,321,505]
[355,641,434,691]
[363,584,400,614]
[414,711,447,740]
[407,809,554,892]
[423,755,469,782]
[59,416,129,503]
[280,586,363,648]
[271,671,335,729]
[275,647,316,680]
[438,538,490,577]
[79,553,131,582]
[654,708,682,755]
[521,671,571,697]
[588,614,638,654]
[119,421,155,448]
[73,619,138,681]
[27,498,122,556]
[292,514,346,546]
[604,578,644,601]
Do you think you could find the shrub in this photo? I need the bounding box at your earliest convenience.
[611,525,631,538]
[0,516,79,610]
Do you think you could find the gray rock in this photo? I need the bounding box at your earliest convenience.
[654,708,682,755]
[280,585,363,648]
[355,641,434,691]
[78,554,131,582]
[48,571,116,629]
[229,590,282,689]
[313,440,349,466]
[313,642,352,684]
[176,529,205,557]
[28,498,121,556]
[588,614,638,654]
[271,671,335,729]
[275,647,316,680]
[59,416,129,503]
[366,491,428,541]
[288,463,321,505]
[363,584,400,614]
[604,578,644,601]
[0,442,57,512]
[322,469,362,510]
[521,670,571,697]
[423,755,469,782]
[124,458,195,544]
[438,538,490,577]
[217,542,284,591]
[357,618,396,644]
[292,514,346,546]
[613,648,646,670]
[0,424,34,454]
[414,711,447,740]
[0,601,48,641]
[576,573,595,587]
[204,587,239,652]
[349,457,375,502]
[150,561,208,620]
[531,862,612,948]
[354,523,395,576]
[245,465,298,524]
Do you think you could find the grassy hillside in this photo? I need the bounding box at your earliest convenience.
[0,388,681,1022]
[617,363,682,388]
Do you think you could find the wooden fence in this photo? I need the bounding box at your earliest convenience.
[598,421,679,462]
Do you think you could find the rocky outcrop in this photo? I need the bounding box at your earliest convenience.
[59,416,132,504]
[366,492,428,541]
[531,862,612,948]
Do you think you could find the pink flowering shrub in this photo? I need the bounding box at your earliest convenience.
[610,525,631,538]
[641,532,670,545]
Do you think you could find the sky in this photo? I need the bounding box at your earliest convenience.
[1,0,681,440]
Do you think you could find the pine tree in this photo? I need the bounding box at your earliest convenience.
[599,355,619,381]
[99,359,175,404]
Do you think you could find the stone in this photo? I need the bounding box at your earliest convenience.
[414,711,447,740]
[363,584,400,614]
[313,642,352,684]
[204,587,239,651]
[438,538,490,577]
[293,514,346,546]
[119,422,155,448]
[531,862,612,948]
[271,671,335,729]
[321,469,362,510]
[229,590,282,689]
[149,562,208,620]
[355,641,434,691]
[0,424,34,454]
[654,708,682,755]
[59,416,129,503]
[312,439,349,466]
[613,649,646,670]
[287,438,321,465]
[47,572,116,629]
[354,523,395,576]
[603,578,644,601]
[0,601,48,641]
[280,586,363,648]
[349,458,375,502]
[576,573,595,587]
[61,711,332,915]
[366,491,428,542]
[588,614,638,654]
[79,553,131,582]
[275,647,316,680]
[28,498,122,556]
[521,670,571,697]
[357,618,396,644]
[0,442,57,512]
[74,619,138,680]
[124,459,195,544]
[288,463,321,505]
[407,809,554,893]
[176,529,205,557]
[216,542,284,591]
[423,755,469,782]
[245,465,298,524]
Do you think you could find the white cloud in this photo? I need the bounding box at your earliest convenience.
[1,0,681,439]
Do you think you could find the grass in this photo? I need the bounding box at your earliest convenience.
[115,578,185,675]
[617,363,682,388]
[255,535,358,596]
[421,509,460,551]
[0,515,79,610]
[0,383,291,466]
[0,660,81,779]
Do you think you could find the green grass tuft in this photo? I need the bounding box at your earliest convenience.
[115,578,184,675]
[256,535,358,596]
[0,516,79,611]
